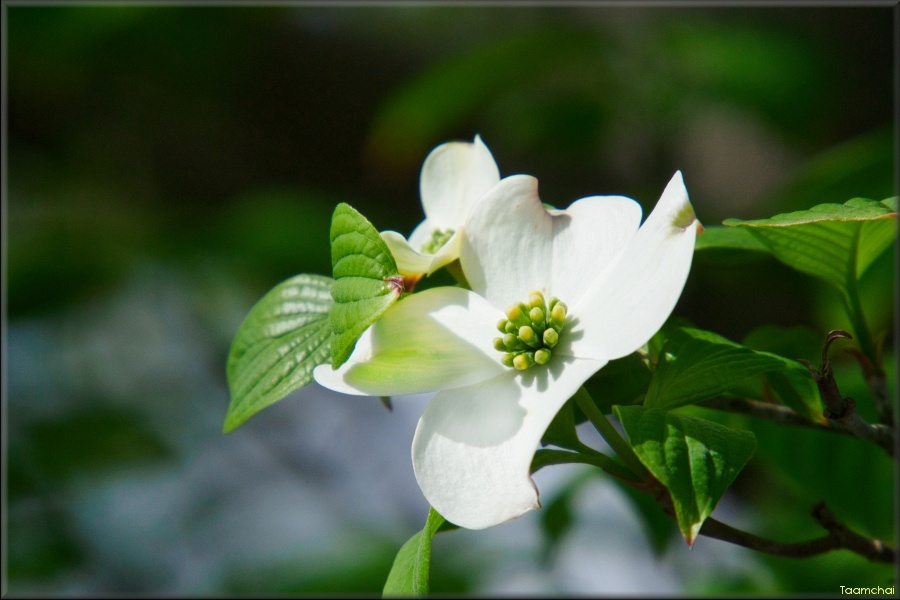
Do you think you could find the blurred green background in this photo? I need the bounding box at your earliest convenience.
[5,4,896,595]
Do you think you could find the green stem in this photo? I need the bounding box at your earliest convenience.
[843,283,877,367]
[843,230,878,366]
[573,386,649,480]
[531,448,639,482]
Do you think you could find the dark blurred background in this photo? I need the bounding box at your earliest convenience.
[5,4,895,595]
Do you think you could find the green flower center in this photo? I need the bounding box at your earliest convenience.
[493,290,567,370]
[421,228,455,254]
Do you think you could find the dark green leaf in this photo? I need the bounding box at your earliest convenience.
[693,225,772,264]
[540,398,582,450]
[225,274,333,432]
[329,203,402,368]
[694,225,771,253]
[615,405,756,546]
[383,508,446,597]
[583,352,652,413]
[741,325,822,365]
[645,327,818,415]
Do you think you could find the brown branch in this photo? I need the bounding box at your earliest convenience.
[698,396,896,457]
[698,503,895,564]
[823,398,896,456]
[797,330,896,458]
[551,427,895,565]
[699,396,829,430]
[847,346,895,426]
[623,474,896,564]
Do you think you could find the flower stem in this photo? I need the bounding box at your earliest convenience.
[531,448,639,482]
[573,386,649,480]
[444,259,471,290]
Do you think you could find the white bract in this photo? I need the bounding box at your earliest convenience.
[380,135,500,280]
[314,171,699,530]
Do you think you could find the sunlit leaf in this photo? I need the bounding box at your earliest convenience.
[225,274,333,432]
[383,508,446,597]
[329,203,402,368]
[615,405,756,546]
[645,327,818,417]
[723,197,898,294]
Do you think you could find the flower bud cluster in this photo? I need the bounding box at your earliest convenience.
[493,290,567,370]
[421,228,455,254]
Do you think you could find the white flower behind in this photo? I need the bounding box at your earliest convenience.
[380,135,500,280]
[315,171,699,529]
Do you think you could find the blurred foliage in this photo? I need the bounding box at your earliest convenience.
[6,4,894,596]
[15,406,172,484]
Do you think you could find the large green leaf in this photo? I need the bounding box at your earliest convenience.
[329,203,402,368]
[383,508,446,597]
[645,327,819,418]
[693,225,772,264]
[723,197,897,294]
[615,405,756,546]
[225,274,333,432]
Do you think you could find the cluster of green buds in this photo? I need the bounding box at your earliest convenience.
[493,290,567,370]
[421,228,455,254]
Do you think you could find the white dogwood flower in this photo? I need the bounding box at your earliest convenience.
[380,135,500,280]
[315,171,699,529]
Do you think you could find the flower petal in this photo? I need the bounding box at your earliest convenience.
[382,220,464,277]
[563,171,699,360]
[412,355,607,529]
[460,175,643,310]
[313,286,505,396]
[380,230,436,277]
[420,135,500,228]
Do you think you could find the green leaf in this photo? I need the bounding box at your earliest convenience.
[329,203,402,368]
[645,327,818,416]
[383,508,446,597]
[225,274,333,432]
[741,324,822,365]
[582,352,652,413]
[693,225,773,264]
[723,197,898,294]
[615,405,756,546]
[540,398,582,451]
